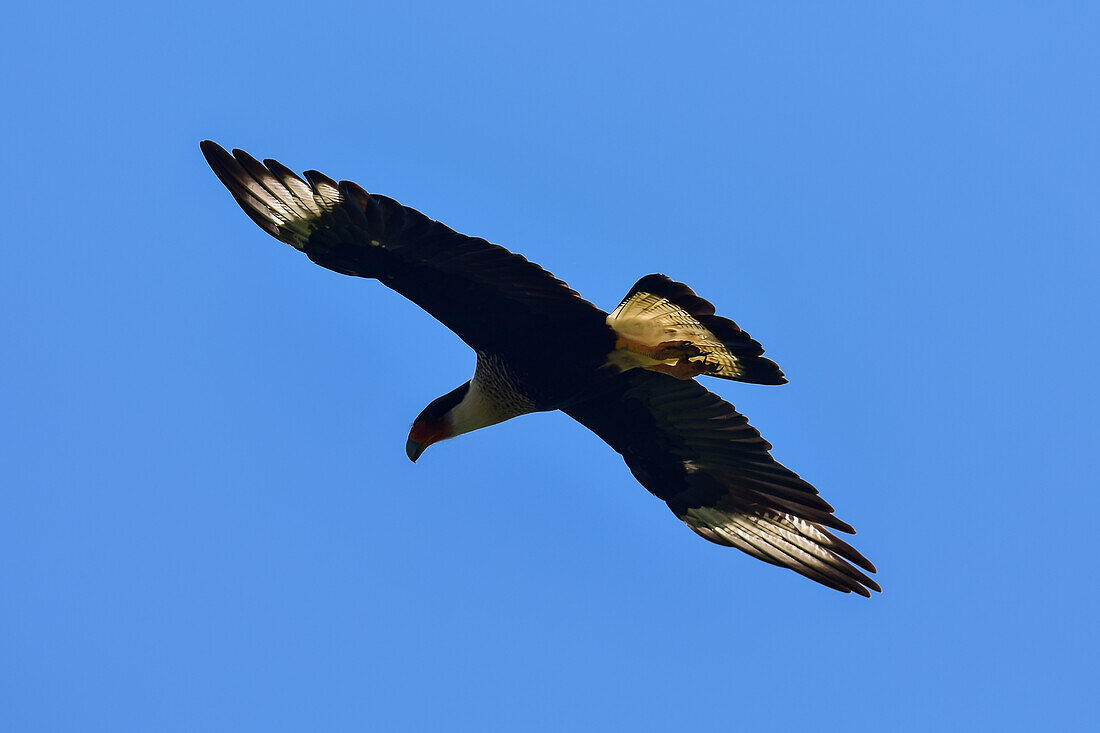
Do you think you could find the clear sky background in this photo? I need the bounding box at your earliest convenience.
[2,2,1098,731]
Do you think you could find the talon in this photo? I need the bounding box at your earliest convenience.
[652,357,708,380]
[649,340,702,360]
[698,355,721,372]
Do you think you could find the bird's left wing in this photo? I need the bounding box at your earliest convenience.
[564,370,880,596]
[200,142,606,352]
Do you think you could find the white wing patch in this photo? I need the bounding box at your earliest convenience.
[311,180,343,209]
[202,144,342,253]
[681,506,878,595]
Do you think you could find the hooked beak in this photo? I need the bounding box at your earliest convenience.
[406,438,427,463]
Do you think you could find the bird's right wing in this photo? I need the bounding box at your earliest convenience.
[564,370,879,596]
[201,141,607,352]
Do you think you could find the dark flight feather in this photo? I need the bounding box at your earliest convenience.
[202,141,879,597]
[565,370,879,595]
[200,141,606,353]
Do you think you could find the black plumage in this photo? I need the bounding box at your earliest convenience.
[201,141,879,596]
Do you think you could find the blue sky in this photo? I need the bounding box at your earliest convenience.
[2,2,1098,730]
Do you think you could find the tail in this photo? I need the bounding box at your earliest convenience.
[605,274,787,385]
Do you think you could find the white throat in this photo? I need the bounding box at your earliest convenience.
[447,355,537,437]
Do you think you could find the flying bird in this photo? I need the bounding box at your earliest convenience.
[200,141,879,596]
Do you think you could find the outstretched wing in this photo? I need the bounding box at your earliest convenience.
[564,370,879,596]
[200,141,606,352]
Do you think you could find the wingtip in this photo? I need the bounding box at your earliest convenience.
[199,139,225,160]
[303,169,338,187]
[199,140,237,177]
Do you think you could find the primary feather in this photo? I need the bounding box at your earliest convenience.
[201,141,879,596]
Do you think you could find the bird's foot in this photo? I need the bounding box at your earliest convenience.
[651,356,713,380]
[618,338,703,361]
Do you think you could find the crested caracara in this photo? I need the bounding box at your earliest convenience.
[201,141,879,597]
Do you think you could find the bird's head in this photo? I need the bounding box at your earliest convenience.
[405,382,471,462]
